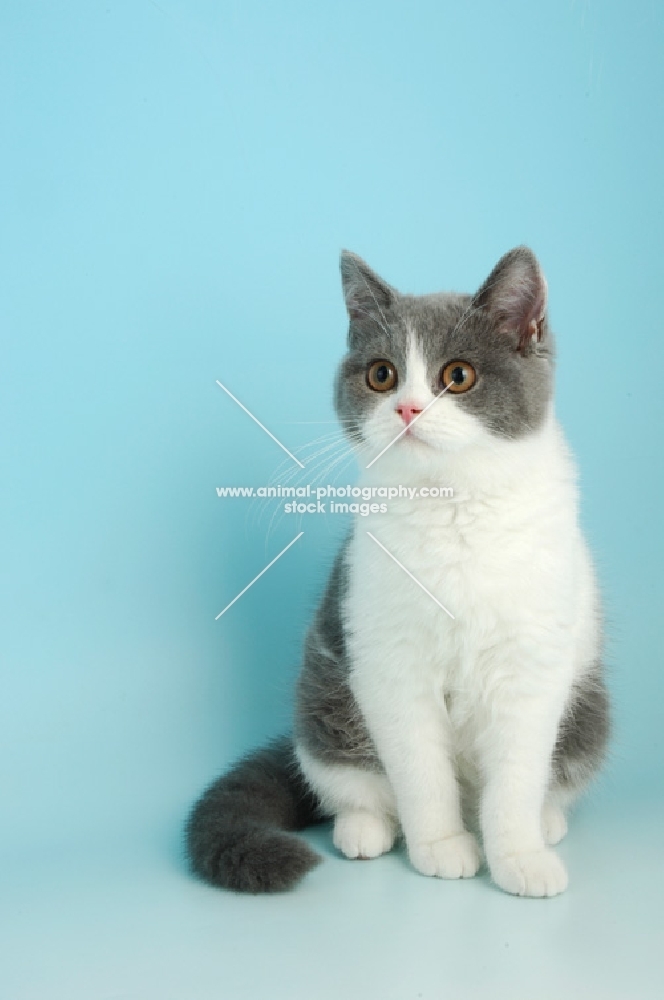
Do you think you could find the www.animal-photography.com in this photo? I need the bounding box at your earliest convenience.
[2,3,663,999]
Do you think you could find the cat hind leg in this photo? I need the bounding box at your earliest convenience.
[295,743,399,860]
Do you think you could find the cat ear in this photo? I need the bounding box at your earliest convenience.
[473,246,548,356]
[340,251,395,322]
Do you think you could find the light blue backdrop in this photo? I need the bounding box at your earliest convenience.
[2,0,662,870]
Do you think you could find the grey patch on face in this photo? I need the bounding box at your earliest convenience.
[294,539,382,772]
[335,247,556,443]
[335,251,409,444]
[551,662,611,791]
[408,293,553,439]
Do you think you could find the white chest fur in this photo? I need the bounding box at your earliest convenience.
[343,412,598,763]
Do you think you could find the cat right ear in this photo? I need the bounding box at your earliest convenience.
[340,251,395,323]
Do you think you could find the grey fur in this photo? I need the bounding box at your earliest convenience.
[553,662,611,791]
[185,736,323,893]
[294,542,381,771]
[336,246,554,441]
[184,247,610,893]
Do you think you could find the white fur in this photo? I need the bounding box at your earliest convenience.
[295,743,398,819]
[541,799,568,845]
[333,811,398,860]
[297,338,599,897]
[295,744,399,860]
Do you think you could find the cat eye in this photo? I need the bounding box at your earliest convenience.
[366,359,398,392]
[441,360,477,394]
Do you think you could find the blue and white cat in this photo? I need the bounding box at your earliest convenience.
[187,247,609,897]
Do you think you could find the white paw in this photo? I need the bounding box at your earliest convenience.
[541,802,568,846]
[409,832,482,879]
[490,848,568,897]
[333,810,397,860]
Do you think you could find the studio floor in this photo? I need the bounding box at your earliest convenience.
[3,792,663,1000]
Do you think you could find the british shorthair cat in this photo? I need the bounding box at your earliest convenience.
[186,247,609,897]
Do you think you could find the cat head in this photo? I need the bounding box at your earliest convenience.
[335,247,554,464]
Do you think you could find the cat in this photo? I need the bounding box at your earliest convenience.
[186,246,610,897]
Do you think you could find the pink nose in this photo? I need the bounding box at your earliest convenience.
[396,402,423,426]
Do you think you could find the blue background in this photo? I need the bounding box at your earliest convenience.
[2,2,663,997]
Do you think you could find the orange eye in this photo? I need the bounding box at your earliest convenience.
[367,360,398,392]
[441,360,477,394]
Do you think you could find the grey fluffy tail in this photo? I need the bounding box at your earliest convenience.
[185,735,324,893]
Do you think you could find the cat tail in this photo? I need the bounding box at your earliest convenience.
[185,735,325,893]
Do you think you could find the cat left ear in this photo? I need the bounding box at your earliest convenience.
[473,246,548,356]
[340,250,395,323]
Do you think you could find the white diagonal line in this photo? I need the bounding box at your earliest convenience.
[216,380,305,469]
[366,531,455,619]
[365,379,455,469]
[215,532,304,620]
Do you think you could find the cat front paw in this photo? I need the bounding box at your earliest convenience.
[490,848,568,897]
[333,810,397,860]
[409,832,482,879]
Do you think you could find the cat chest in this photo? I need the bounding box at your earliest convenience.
[348,506,533,628]
[343,504,573,701]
